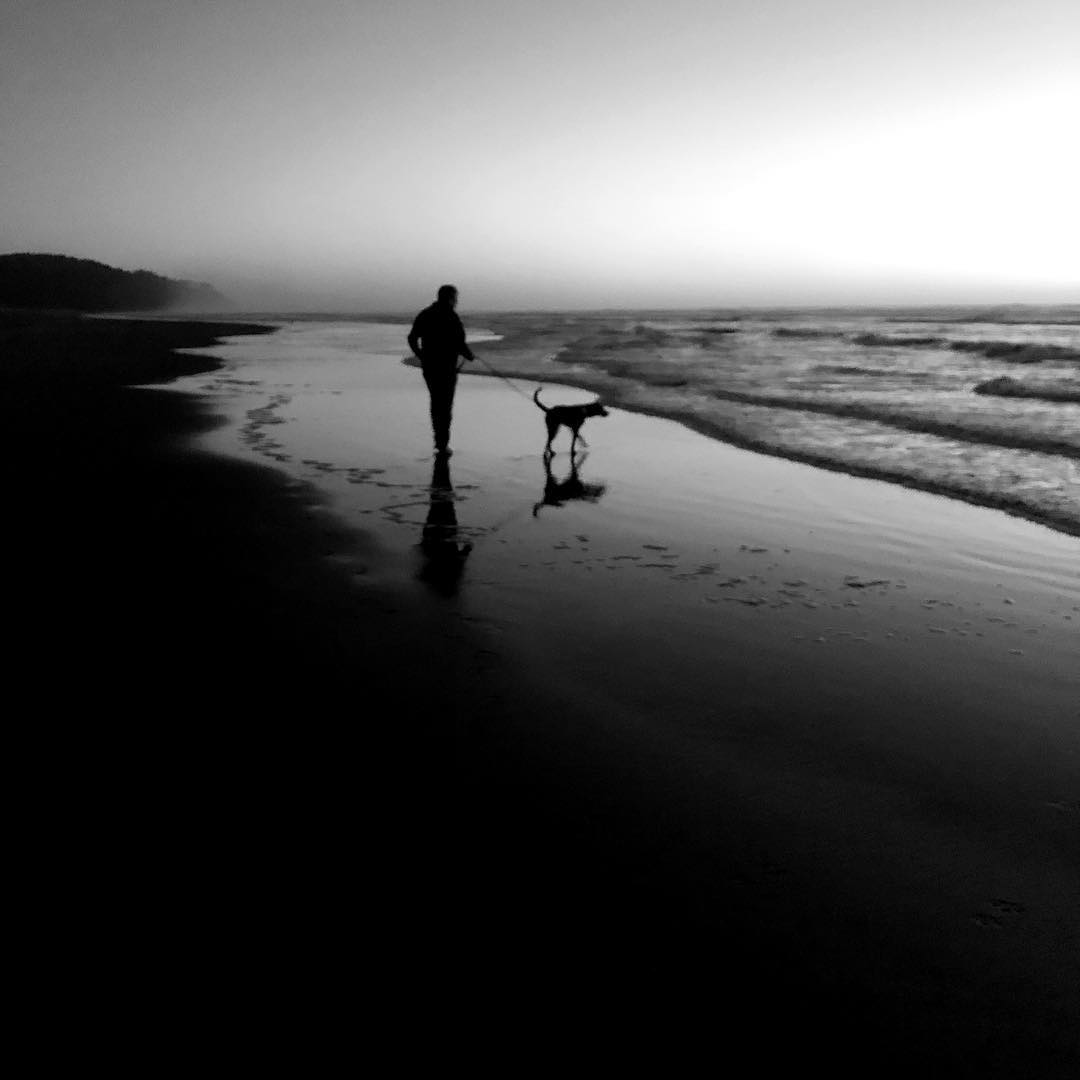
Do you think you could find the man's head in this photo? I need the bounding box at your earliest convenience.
[436,284,458,307]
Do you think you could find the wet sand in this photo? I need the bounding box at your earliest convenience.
[168,322,1079,1073]
[5,313,1077,1073]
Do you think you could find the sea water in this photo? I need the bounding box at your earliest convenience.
[470,305,1080,538]
[178,304,1079,538]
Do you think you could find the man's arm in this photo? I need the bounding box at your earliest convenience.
[407,312,424,360]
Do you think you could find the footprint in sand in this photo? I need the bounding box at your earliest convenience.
[716,576,747,588]
[673,564,720,581]
[971,898,1026,930]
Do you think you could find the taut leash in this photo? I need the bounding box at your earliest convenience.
[466,354,537,402]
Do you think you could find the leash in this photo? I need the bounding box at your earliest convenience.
[465,354,537,402]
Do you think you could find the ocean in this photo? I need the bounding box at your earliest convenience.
[471,305,1080,538]
[181,304,1080,539]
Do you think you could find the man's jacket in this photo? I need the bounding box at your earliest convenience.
[408,302,475,367]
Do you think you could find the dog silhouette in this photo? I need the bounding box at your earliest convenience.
[533,388,608,456]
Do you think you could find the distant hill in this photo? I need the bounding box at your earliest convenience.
[0,253,226,312]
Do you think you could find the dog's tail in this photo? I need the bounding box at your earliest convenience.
[533,387,549,413]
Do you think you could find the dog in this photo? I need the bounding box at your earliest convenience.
[533,388,608,456]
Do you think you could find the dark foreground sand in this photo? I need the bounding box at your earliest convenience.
[3,312,1077,1074]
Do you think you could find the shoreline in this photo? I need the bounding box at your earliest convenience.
[450,357,1080,542]
[102,307,1077,540]
[561,382,1080,541]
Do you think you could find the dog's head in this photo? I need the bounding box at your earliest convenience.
[586,399,609,418]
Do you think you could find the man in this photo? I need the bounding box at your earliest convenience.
[407,284,474,456]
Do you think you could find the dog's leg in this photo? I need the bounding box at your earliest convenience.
[547,417,564,456]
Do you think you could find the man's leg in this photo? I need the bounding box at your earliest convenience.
[436,369,457,450]
[421,364,441,449]
[423,364,457,452]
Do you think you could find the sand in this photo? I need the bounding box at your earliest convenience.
[162,320,1080,1072]
[4,312,1077,1073]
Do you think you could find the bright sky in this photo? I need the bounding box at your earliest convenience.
[1,0,1077,310]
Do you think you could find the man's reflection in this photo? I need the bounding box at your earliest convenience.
[418,455,472,594]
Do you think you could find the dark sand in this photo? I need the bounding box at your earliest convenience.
[3,312,1077,1074]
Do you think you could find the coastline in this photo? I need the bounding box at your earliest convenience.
[417,306,1080,542]
[454,355,1080,542]
[5,310,1078,1073]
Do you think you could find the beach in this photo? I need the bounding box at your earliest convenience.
[172,317,1077,1068]
[5,311,1077,1073]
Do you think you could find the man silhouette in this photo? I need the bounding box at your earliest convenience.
[408,284,474,456]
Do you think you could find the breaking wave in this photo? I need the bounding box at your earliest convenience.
[974,376,1080,404]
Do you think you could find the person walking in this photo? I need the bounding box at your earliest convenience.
[407,284,474,456]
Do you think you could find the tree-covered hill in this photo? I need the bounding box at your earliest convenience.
[0,253,226,311]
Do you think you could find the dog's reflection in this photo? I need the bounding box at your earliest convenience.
[418,456,472,594]
[533,452,607,517]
